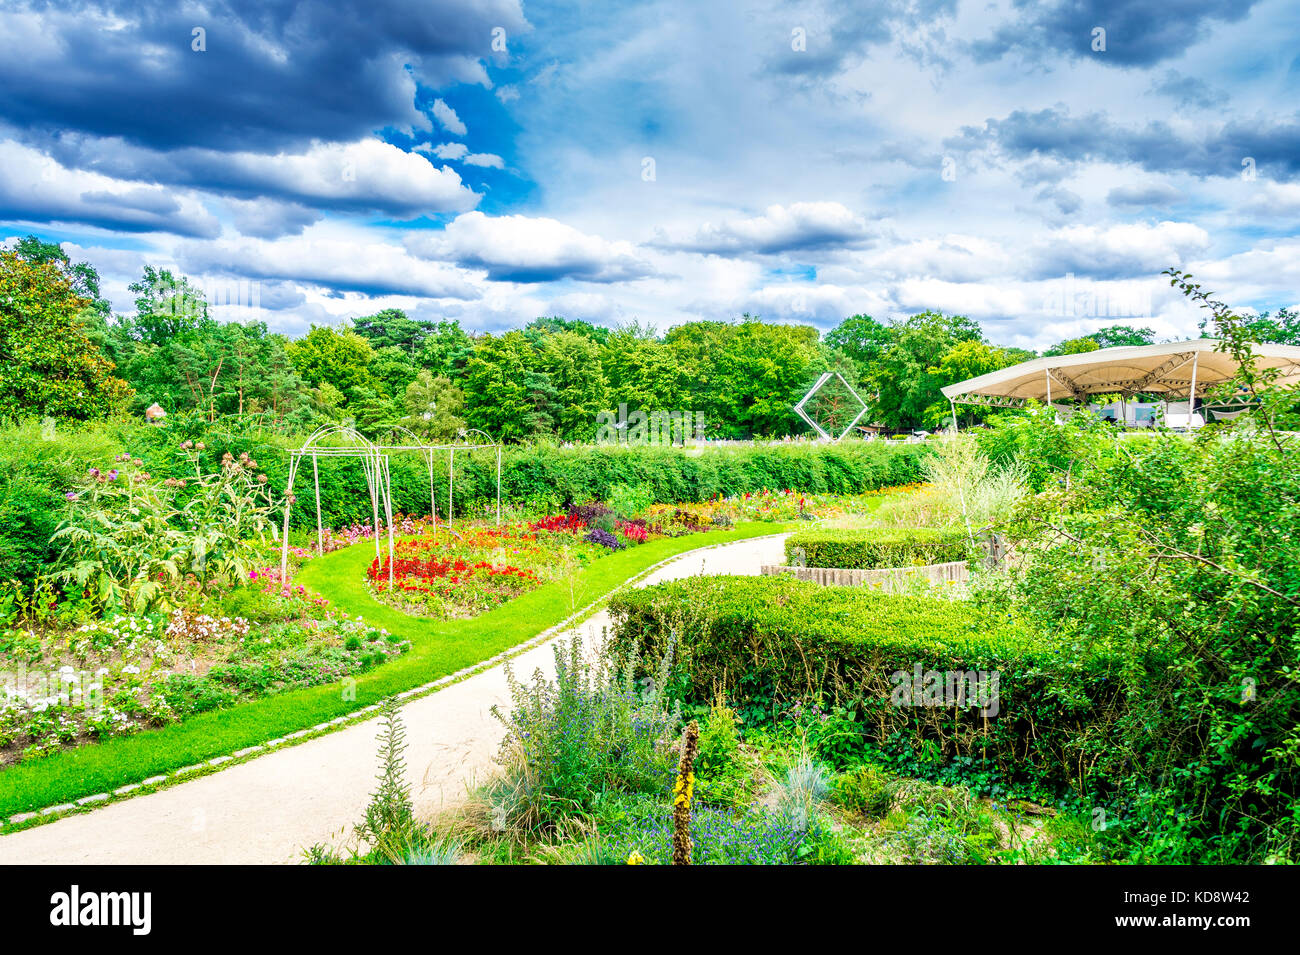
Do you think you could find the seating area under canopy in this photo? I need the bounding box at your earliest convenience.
[941,338,1300,428]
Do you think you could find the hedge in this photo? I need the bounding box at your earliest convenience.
[608,576,1132,795]
[784,526,973,569]
[2,417,927,535]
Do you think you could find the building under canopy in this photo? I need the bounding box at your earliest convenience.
[941,338,1300,427]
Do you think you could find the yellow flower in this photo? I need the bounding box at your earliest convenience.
[672,771,695,808]
[626,850,645,865]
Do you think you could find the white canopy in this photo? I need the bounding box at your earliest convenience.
[941,339,1300,408]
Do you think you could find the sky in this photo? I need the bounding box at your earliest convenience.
[1,0,1299,351]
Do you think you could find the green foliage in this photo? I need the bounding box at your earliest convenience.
[0,249,131,420]
[49,446,275,611]
[488,634,681,834]
[784,526,973,569]
[831,764,893,818]
[609,575,1129,797]
[975,404,1113,492]
[694,698,748,807]
[355,696,416,853]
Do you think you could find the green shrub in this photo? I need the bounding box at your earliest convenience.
[0,418,927,554]
[694,698,748,807]
[785,526,973,569]
[487,635,681,834]
[831,765,893,818]
[608,576,1132,797]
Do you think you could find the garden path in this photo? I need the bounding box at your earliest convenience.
[0,533,789,864]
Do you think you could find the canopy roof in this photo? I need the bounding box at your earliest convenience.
[941,338,1300,407]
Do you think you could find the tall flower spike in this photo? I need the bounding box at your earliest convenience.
[672,720,698,866]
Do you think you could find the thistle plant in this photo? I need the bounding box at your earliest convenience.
[355,695,416,853]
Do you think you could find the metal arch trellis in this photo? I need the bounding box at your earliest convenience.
[277,425,504,592]
[279,425,396,590]
[420,428,501,526]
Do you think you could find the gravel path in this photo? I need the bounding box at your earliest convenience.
[0,533,788,865]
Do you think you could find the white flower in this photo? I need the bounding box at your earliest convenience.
[122,664,141,675]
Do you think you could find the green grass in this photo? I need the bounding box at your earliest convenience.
[0,521,793,819]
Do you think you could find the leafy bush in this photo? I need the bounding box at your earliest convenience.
[488,635,681,834]
[694,698,748,807]
[831,765,893,818]
[0,417,927,553]
[784,526,973,569]
[1001,431,1300,863]
[609,575,1131,797]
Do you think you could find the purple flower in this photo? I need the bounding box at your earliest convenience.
[107,469,119,481]
[65,491,78,501]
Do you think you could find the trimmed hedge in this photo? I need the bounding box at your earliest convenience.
[6,417,927,533]
[608,576,1131,795]
[784,526,973,569]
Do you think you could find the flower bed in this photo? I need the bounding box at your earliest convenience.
[365,509,679,619]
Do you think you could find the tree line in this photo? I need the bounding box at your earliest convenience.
[4,235,1297,440]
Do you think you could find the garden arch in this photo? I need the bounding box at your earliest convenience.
[279,425,395,588]
[278,426,504,590]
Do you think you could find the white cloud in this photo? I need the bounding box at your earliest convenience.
[1029,221,1210,279]
[463,152,505,168]
[406,211,654,283]
[651,202,873,255]
[431,99,468,136]
[179,226,483,300]
[422,142,468,160]
[209,139,478,215]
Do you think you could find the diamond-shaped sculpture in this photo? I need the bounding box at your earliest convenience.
[794,372,870,442]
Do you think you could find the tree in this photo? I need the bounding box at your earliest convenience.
[417,320,475,379]
[352,307,435,355]
[399,371,465,441]
[12,235,112,323]
[864,311,984,430]
[926,339,1021,427]
[1089,325,1156,349]
[537,331,609,441]
[824,314,894,374]
[0,249,131,420]
[126,266,212,346]
[1239,308,1300,346]
[524,315,611,346]
[287,325,378,399]
[461,331,539,443]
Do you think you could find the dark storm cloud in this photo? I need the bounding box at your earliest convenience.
[0,0,527,152]
[968,0,1260,67]
[948,106,1300,180]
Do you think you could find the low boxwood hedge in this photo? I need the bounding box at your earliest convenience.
[784,526,973,569]
[608,576,1132,796]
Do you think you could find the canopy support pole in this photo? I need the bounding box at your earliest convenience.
[1045,367,1052,417]
[1186,351,1200,431]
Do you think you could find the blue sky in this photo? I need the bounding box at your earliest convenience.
[1,0,1298,349]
